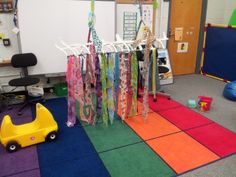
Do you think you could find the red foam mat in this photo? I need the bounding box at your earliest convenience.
[158,106,213,130]
[139,95,182,112]
[186,123,236,157]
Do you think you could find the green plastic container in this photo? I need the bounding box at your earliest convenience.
[53,83,68,96]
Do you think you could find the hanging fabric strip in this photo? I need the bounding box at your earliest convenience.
[66,55,77,127]
[74,56,87,124]
[130,52,138,116]
[95,55,102,123]
[126,53,133,118]
[114,53,120,112]
[100,54,109,125]
[107,53,115,124]
[142,27,155,120]
[84,53,95,125]
[120,53,127,121]
[152,48,157,101]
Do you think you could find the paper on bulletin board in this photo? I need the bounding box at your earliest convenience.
[175,27,183,41]
[142,5,153,31]
[0,33,5,39]
[177,42,188,53]
[136,5,153,40]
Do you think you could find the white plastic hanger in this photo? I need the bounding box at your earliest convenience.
[60,40,77,56]
[55,43,68,56]
[154,32,168,49]
[115,34,130,53]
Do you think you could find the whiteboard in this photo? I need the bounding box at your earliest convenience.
[18,0,115,75]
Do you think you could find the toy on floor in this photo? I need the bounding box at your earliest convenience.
[187,99,197,109]
[223,81,236,101]
[0,103,58,153]
[198,96,213,112]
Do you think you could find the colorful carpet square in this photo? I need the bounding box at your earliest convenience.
[147,132,220,174]
[186,123,236,157]
[125,112,180,140]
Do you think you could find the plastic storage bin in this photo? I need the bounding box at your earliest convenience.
[53,83,68,96]
[198,96,213,111]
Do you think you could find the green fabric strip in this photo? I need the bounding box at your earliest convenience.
[101,54,109,125]
[152,48,157,98]
[130,52,138,116]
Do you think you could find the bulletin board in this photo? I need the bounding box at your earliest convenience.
[0,0,13,13]
[18,0,115,75]
[201,24,236,82]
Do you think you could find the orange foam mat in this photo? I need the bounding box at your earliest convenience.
[125,112,180,140]
[147,132,220,174]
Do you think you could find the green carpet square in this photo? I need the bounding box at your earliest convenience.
[83,119,142,152]
[99,142,176,177]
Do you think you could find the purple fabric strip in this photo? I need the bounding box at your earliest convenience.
[95,55,102,123]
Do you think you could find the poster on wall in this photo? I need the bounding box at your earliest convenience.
[158,49,173,85]
[142,5,153,31]
[177,42,188,53]
[123,11,137,40]
[0,0,13,13]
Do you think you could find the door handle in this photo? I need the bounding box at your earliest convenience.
[167,28,175,38]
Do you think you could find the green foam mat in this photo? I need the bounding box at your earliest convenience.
[83,119,142,152]
[99,142,176,177]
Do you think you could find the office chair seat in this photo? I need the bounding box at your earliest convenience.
[159,66,170,74]
[9,77,40,87]
[8,53,42,115]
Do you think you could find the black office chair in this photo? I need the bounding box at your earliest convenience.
[9,53,40,115]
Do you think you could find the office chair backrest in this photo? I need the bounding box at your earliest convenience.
[11,53,37,68]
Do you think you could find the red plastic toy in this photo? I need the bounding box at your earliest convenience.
[198,96,213,111]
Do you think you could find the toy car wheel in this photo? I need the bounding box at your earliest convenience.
[46,131,58,142]
[6,141,20,153]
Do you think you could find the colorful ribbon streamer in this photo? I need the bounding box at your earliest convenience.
[130,52,138,116]
[126,53,133,118]
[120,53,127,121]
[95,55,102,123]
[114,53,120,112]
[142,27,154,120]
[152,48,157,101]
[107,53,115,124]
[100,54,109,125]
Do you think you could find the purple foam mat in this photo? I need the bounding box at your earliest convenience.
[7,169,40,177]
[0,105,40,177]
[0,105,33,125]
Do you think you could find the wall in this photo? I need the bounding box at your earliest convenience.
[0,13,21,92]
[0,0,235,93]
[206,0,236,24]
[224,0,236,24]
[0,13,19,59]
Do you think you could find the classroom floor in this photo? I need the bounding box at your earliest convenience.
[45,73,236,176]
[1,74,236,177]
[162,74,236,177]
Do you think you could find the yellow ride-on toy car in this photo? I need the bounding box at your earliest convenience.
[0,103,58,153]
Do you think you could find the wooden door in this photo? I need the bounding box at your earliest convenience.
[168,0,202,75]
